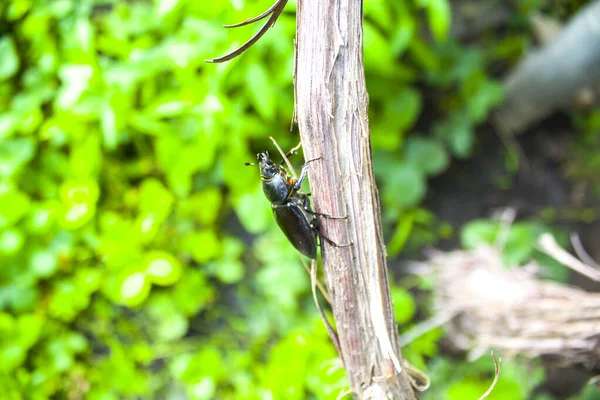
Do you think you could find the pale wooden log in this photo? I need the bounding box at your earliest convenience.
[493,0,600,134]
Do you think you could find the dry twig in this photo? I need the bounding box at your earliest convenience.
[477,352,502,400]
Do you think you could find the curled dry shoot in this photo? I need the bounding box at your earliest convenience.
[205,0,289,63]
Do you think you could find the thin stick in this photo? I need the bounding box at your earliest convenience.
[570,232,600,271]
[269,136,299,178]
[310,259,342,357]
[300,257,331,304]
[477,351,502,400]
[398,312,458,346]
[537,233,600,281]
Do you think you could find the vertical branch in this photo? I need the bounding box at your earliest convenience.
[295,0,416,398]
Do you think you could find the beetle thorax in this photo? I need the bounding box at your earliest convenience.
[261,173,289,204]
[256,152,290,204]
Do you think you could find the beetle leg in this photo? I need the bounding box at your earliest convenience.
[304,207,348,220]
[292,157,321,191]
[300,194,346,219]
[310,220,353,248]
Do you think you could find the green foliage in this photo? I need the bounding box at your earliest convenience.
[0,0,582,398]
[423,356,545,400]
[1,0,323,397]
[461,219,570,281]
[364,1,505,255]
[391,286,416,324]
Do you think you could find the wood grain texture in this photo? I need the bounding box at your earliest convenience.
[294,0,417,398]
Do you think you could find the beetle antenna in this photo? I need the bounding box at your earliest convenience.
[244,162,256,166]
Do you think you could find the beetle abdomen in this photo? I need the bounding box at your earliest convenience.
[272,202,317,259]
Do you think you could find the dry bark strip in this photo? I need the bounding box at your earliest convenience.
[294,1,416,398]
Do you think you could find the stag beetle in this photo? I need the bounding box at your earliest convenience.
[246,150,349,259]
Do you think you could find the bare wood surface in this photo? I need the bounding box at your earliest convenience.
[294,1,416,398]
[493,0,600,134]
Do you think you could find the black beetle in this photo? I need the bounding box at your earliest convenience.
[247,150,348,259]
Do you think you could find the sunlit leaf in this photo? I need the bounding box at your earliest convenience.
[120,272,151,307]
[0,36,19,81]
[144,251,182,286]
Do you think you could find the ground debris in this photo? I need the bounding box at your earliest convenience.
[409,242,600,370]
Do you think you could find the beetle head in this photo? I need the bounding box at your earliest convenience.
[257,151,278,179]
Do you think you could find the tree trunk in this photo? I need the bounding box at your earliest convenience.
[294,1,417,398]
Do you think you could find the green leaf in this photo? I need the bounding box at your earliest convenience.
[0,228,25,255]
[0,112,19,140]
[138,179,174,217]
[409,38,439,72]
[0,137,36,177]
[467,81,504,123]
[7,0,33,20]
[245,63,276,120]
[212,259,244,284]
[503,224,535,266]
[58,180,100,229]
[181,230,222,264]
[447,379,490,400]
[173,269,214,316]
[180,188,222,226]
[48,280,90,321]
[388,211,415,255]
[120,272,151,307]
[70,134,102,179]
[390,9,415,56]
[98,212,143,268]
[0,36,19,81]
[146,294,189,341]
[181,347,224,383]
[135,179,174,242]
[374,89,422,151]
[460,220,499,249]
[55,64,94,110]
[0,187,31,229]
[363,22,395,76]
[581,383,600,400]
[427,0,451,42]
[382,163,426,209]
[233,184,272,234]
[405,137,449,176]
[29,248,58,278]
[144,251,182,286]
[391,286,416,324]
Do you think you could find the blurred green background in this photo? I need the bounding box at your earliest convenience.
[2,0,600,399]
